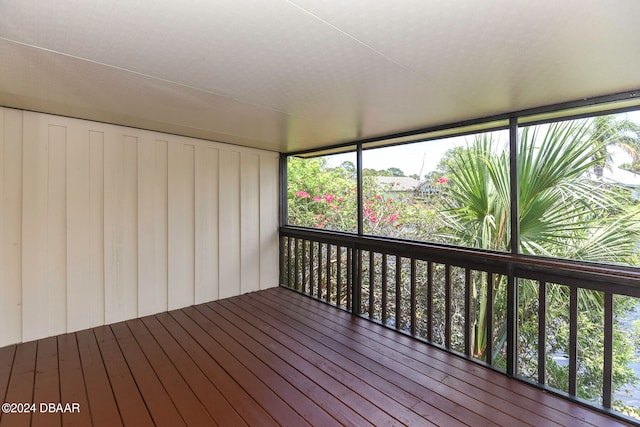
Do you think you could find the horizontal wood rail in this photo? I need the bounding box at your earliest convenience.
[280,226,640,423]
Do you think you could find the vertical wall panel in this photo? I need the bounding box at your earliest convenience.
[260,155,280,289]
[138,137,156,316]
[241,153,260,294]
[168,143,195,310]
[195,146,219,304]
[67,125,94,331]
[48,125,68,335]
[137,138,168,316]
[219,149,241,299]
[21,113,48,341]
[89,131,105,326]
[48,125,67,335]
[22,115,68,341]
[104,133,138,324]
[154,140,168,311]
[0,109,280,347]
[0,108,23,345]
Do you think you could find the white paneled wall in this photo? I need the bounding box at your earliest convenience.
[0,108,280,347]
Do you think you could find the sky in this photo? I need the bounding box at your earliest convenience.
[325,110,640,178]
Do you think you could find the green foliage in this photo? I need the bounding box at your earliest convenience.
[287,117,640,415]
[439,121,640,411]
[288,157,436,236]
[591,115,640,174]
[619,162,640,174]
[287,157,357,231]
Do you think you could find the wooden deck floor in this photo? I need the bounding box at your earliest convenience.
[0,287,634,427]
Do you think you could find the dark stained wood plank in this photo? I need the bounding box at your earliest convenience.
[271,287,632,427]
[124,318,215,426]
[0,345,16,404]
[198,301,381,427]
[169,308,310,427]
[93,325,154,427]
[75,329,122,427]
[270,288,552,423]
[240,291,484,426]
[0,288,635,427]
[154,312,277,427]
[192,304,341,426]
[282,287,597,426]
[0,341,37,427]
[109,323,186,427]
[212,298,430,426]
[140,316,247,427]
[31,336,61,427]
[262,289,548,426]
[57,333,93,427]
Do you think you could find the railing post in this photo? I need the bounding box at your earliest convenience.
[507,117,519,377]
[294,238,300,291]
[279,234,285,286]
[336,246,342,308]
[569,286,578,396]
[381,253,388,325]
[346,247,352,311]
[506,270,518,376]
[410,259,417,336]
[603,292,613,408]
[369,252,375,318]
[351,245,361,315]
[464,268,472,357]
[395,256,402,330]
[537,281,547,384]
[445,264,452,350]
[486,272,494,366]
[287,236,293,288]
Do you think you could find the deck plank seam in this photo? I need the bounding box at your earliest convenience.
[126,318,216,426]
[236,293,475,426]
[274,286,628,427]
[197,303,361,426]
[167,308,295,426]
[274,291,597,425]
[276,288,601,424]
[89,328,126,427]
[157,310,278,426]
[219,296,449,426]
[149,312,258,426]
[71,333,97,427]
[0,346,17,425]
[181,305,318,426]
[94,325,153,424]
[268,289,542,425]
[116,321,189,426]
[141,315,239,426]
[200,300,383,427]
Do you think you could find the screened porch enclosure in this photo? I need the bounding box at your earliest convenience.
[2,1,640,425]
[0,108,639,426]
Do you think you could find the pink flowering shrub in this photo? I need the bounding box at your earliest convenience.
[287,157,441,238]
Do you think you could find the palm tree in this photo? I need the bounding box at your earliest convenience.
[443,120,639,260]
[439,121,640,403]
[590,115,640,177]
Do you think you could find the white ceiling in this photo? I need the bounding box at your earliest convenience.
[1,0,639,153]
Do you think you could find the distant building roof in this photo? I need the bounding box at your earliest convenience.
[375,176,421,191]
[601,167,640,188]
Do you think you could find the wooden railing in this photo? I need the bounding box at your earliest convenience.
[280,226,640,420]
